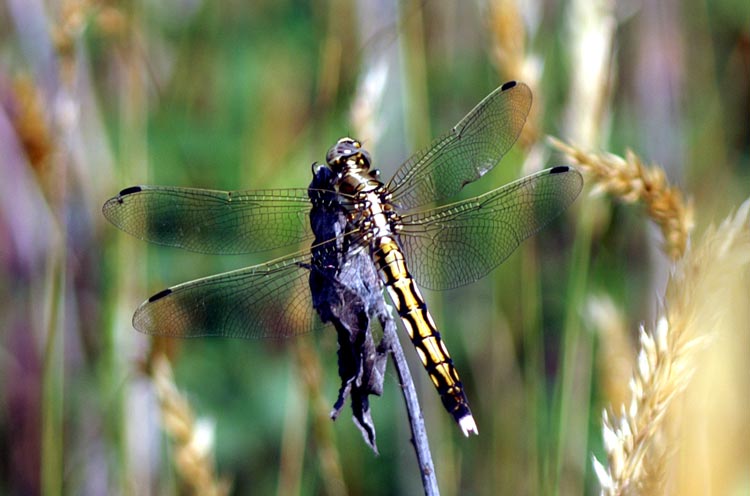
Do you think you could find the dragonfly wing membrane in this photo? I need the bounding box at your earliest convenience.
[133,251,324,339]
[102,185,314,254]
[387,81,532,210]
[399,166,583,290]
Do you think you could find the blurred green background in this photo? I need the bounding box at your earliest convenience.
[0,0,748,495]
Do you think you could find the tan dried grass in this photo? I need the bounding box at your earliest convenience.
[549,138,694,261]
[151,355,232,496]
[487,0,540,146]
[6,76,53,176]
[556,139,749,494]
[593,199,750,495]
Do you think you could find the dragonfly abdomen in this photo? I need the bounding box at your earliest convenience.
[372,237,478,436]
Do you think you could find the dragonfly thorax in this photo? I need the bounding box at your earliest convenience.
[326,137,384,197]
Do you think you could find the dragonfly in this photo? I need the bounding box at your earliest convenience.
[103,81,583,437]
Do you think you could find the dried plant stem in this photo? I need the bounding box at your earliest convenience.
[382,314,440,496]
[549,137,694,261]
[563,0,616,148]
[151,355,231,496]
[551,3,616,492]
[41,250,65,496]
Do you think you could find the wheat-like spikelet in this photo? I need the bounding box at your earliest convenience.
[549,137,694,261]
[151,355,232,496]
[593,198,750,495]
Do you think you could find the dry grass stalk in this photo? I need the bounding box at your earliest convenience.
[672,227,750,495]
[349,61,388,148]
[488,0,526,82]
[487,0,540,146]
[549,137,694,261]
[563,0,616,148]
[6,76,53,176]
[52,0,92,85]
[93,6,129,39]
[52,0,90,56]
[151,354,232,496]
[585,295,634,410]
[593,198,750,495]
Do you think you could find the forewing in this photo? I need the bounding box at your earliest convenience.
[133,251,324,339]
[102,185,313,254]
[398,166,583,290]
[387,81,532,210]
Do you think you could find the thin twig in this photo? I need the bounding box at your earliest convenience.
[381,312,439,496]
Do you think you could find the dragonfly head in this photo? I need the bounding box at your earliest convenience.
[326,137,372,174]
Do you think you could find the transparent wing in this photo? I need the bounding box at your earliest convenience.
[398,166,583,290]
[133,250,325,339]
[387,81,532,210]
[102,185,314,254]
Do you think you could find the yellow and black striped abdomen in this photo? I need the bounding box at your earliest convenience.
[372,237,477,435]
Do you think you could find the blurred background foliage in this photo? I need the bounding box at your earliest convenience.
[0,0,748,495]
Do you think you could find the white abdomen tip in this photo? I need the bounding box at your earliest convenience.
[458,415,479,437]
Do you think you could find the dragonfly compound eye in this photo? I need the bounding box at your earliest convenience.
[327,137,371,171]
